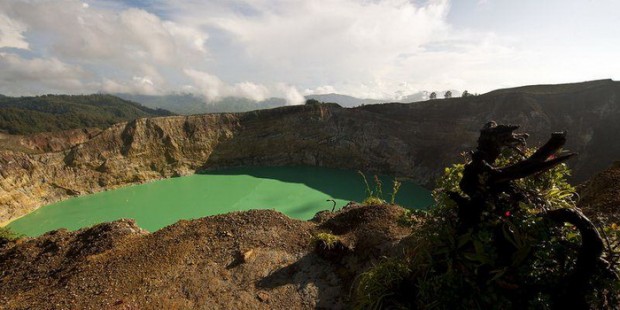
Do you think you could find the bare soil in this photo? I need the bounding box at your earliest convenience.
[579,161,620,223]
[0,203,411,309]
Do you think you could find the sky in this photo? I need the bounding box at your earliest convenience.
[0,0,619,104]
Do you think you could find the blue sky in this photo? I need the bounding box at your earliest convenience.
[0,0,618,103]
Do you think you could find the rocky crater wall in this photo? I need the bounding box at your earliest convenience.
[2,81,620,223]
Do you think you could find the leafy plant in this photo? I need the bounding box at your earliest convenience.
[358,171,386,205]
[390,180,402,204]
[358,171,402,206]
[312,232,340,250]
[352,259,412,310]
[354,148,619,309]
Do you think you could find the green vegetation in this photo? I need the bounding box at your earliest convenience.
[353,259,411,310]
[354,149,620,309]
[0,94,173,134]
[305,98,321,105]
[312,232,341,250]
[0,226,22,243]
[358,172,385,205]
[390,180,401,204]
[358,171,403,206]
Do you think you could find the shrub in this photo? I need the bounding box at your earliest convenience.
[0,226,22,243]
[354,148,619,309]
[358,172,402,206]
[312,232,340,250]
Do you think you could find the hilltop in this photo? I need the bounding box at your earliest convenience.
[0,94,174,135]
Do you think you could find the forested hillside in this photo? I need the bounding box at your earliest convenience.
[0,94,174,134]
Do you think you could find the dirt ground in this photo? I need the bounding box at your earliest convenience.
[579,161,620,223]
[0,203,411,309]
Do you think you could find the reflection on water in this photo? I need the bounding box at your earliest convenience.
[8,166,433,237]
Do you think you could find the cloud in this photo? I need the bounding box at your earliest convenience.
[0,0,518,98]
[276,83,305,105]
[3,0,614,99]
[303,85,337,95]
[0,52,88,95]
[160,0,511,98]
[0,0,209,95]
[183,69,269,102]
[0,14,29,49]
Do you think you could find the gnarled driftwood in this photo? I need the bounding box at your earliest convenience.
[449,121,615,309]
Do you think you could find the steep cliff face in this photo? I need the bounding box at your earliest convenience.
[1,80,620,223]
[0,113,239,222]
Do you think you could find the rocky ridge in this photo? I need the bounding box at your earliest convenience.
[2,79,620,223]
[0,204,410,309]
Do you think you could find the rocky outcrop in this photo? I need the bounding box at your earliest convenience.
[2,80,620,223]
[578,161,620,222]
[0,204,411,309]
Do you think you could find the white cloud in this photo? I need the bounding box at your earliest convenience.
[184,68,270,102]
[0,0,209,95]
[0,0,527,98]
[0,52,88,95]
[276,83,305,105]
[100,76,159,95]
[183,69,226,101]
[232,82,269,102]
[0,14,29,49]
[163,0,514,98]
[303,85,337,95]
[206,0,450,80]
[2,0,617,99]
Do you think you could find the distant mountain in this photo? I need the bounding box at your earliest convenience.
[118,91,450,114]
[0,94,173,135]
[116,93,286,115]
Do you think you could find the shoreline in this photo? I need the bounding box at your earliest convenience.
[1,213,25,228]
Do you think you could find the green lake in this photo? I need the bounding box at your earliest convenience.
[7,166,433,237]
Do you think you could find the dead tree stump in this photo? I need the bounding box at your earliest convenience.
[448,121,614,309]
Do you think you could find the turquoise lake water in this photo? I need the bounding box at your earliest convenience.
[7,166,433,237]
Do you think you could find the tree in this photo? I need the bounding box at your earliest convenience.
[429,92,437,100]
[305,98,320,105]
[462,90,470,97]
[444,91,452,98]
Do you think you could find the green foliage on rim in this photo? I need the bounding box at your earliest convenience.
[311,232,340,250]
[353,148,619,309]
[358,171,402,206]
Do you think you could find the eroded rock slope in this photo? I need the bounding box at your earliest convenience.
[2,80,620,223]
